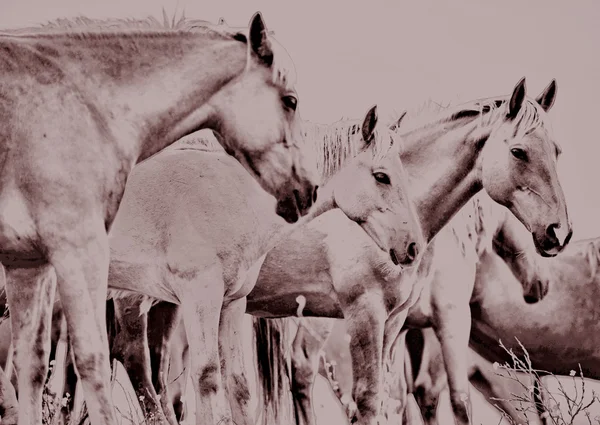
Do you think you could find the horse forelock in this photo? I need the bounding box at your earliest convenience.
[266,38,297,93]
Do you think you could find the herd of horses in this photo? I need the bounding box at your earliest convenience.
[0,9,589,425]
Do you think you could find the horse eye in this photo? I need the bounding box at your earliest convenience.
[282,95,297,111]
[510,148,528,161]
[373,172,391,185]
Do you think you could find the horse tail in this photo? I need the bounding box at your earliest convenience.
[253,316,292,425]
[105,298,119,356]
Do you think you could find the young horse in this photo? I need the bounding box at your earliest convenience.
[0,12,320,425]
[249,78,571,425]
[103,105,422,425]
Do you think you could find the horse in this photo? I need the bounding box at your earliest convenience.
[0,11,323,425]
[394,231,600,425]
[115,78,572,425]
[247,78,572,425]
[0,103,420,425]
[384,203,550,424]
[103,103,422,425]
[276,188,550,425]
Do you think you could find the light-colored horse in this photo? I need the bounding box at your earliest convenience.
[275,190,549,425]
[248,78,572,425]
[104,105,422,425]
[0,12,321,425]
[396,232,600,425]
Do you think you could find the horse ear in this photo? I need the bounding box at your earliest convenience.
[507,77,527,120]
[362,105,378,145]
[535,79,557,113]
[248,12,274,67]
[389,110,408,131]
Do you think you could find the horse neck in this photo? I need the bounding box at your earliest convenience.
[15,30,248,162]
[400,113,494,243]
[492,212,540,285]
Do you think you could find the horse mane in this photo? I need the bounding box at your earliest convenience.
[0,10,297,94]
[301,113,403,182]
[573,237,600,279]
[396,95,559,155]
[171,130,224,152]
[0,11,245,41]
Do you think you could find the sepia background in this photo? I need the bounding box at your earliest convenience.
[1,0,599,423]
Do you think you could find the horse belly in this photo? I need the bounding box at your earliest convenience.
[0,186,42,266]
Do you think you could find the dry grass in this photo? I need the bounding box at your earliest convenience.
[488,339,600,425]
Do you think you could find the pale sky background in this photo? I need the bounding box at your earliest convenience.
[1,0,599,240]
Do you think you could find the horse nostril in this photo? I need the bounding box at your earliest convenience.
[389,249,399,266]
[545,223,559,240]
[407,242,418,261]
[313,185,319,203]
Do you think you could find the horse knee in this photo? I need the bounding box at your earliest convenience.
[193,363,220,396]
[290,351,316,393]
[414,386,438,422]
[72,351,108,389]
[353,387,379,420]
[14,348,47,388]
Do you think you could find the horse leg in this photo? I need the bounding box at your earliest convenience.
[219,297,254,425]
[147,301,183,425]
[111,295,169,423]
[341,296,386,425]
[469,363,529,425]
[61,342,79,424]
[4,264,56,425]
[48,227,117,425]
[179,268,231,425]
[380,311,410,422]
[402,394,426,425]
[432,307,473,425]
[411,338,448,425]
[290,318,334,425]
[167,323,189,422]
[0,365,18,424]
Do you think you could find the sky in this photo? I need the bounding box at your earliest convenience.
[2,0,599,240]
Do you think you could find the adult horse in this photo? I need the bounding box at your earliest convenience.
[0,11,321,425]
[248,78,572,425]
[120,78,572,425]
[271,189,551,425]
